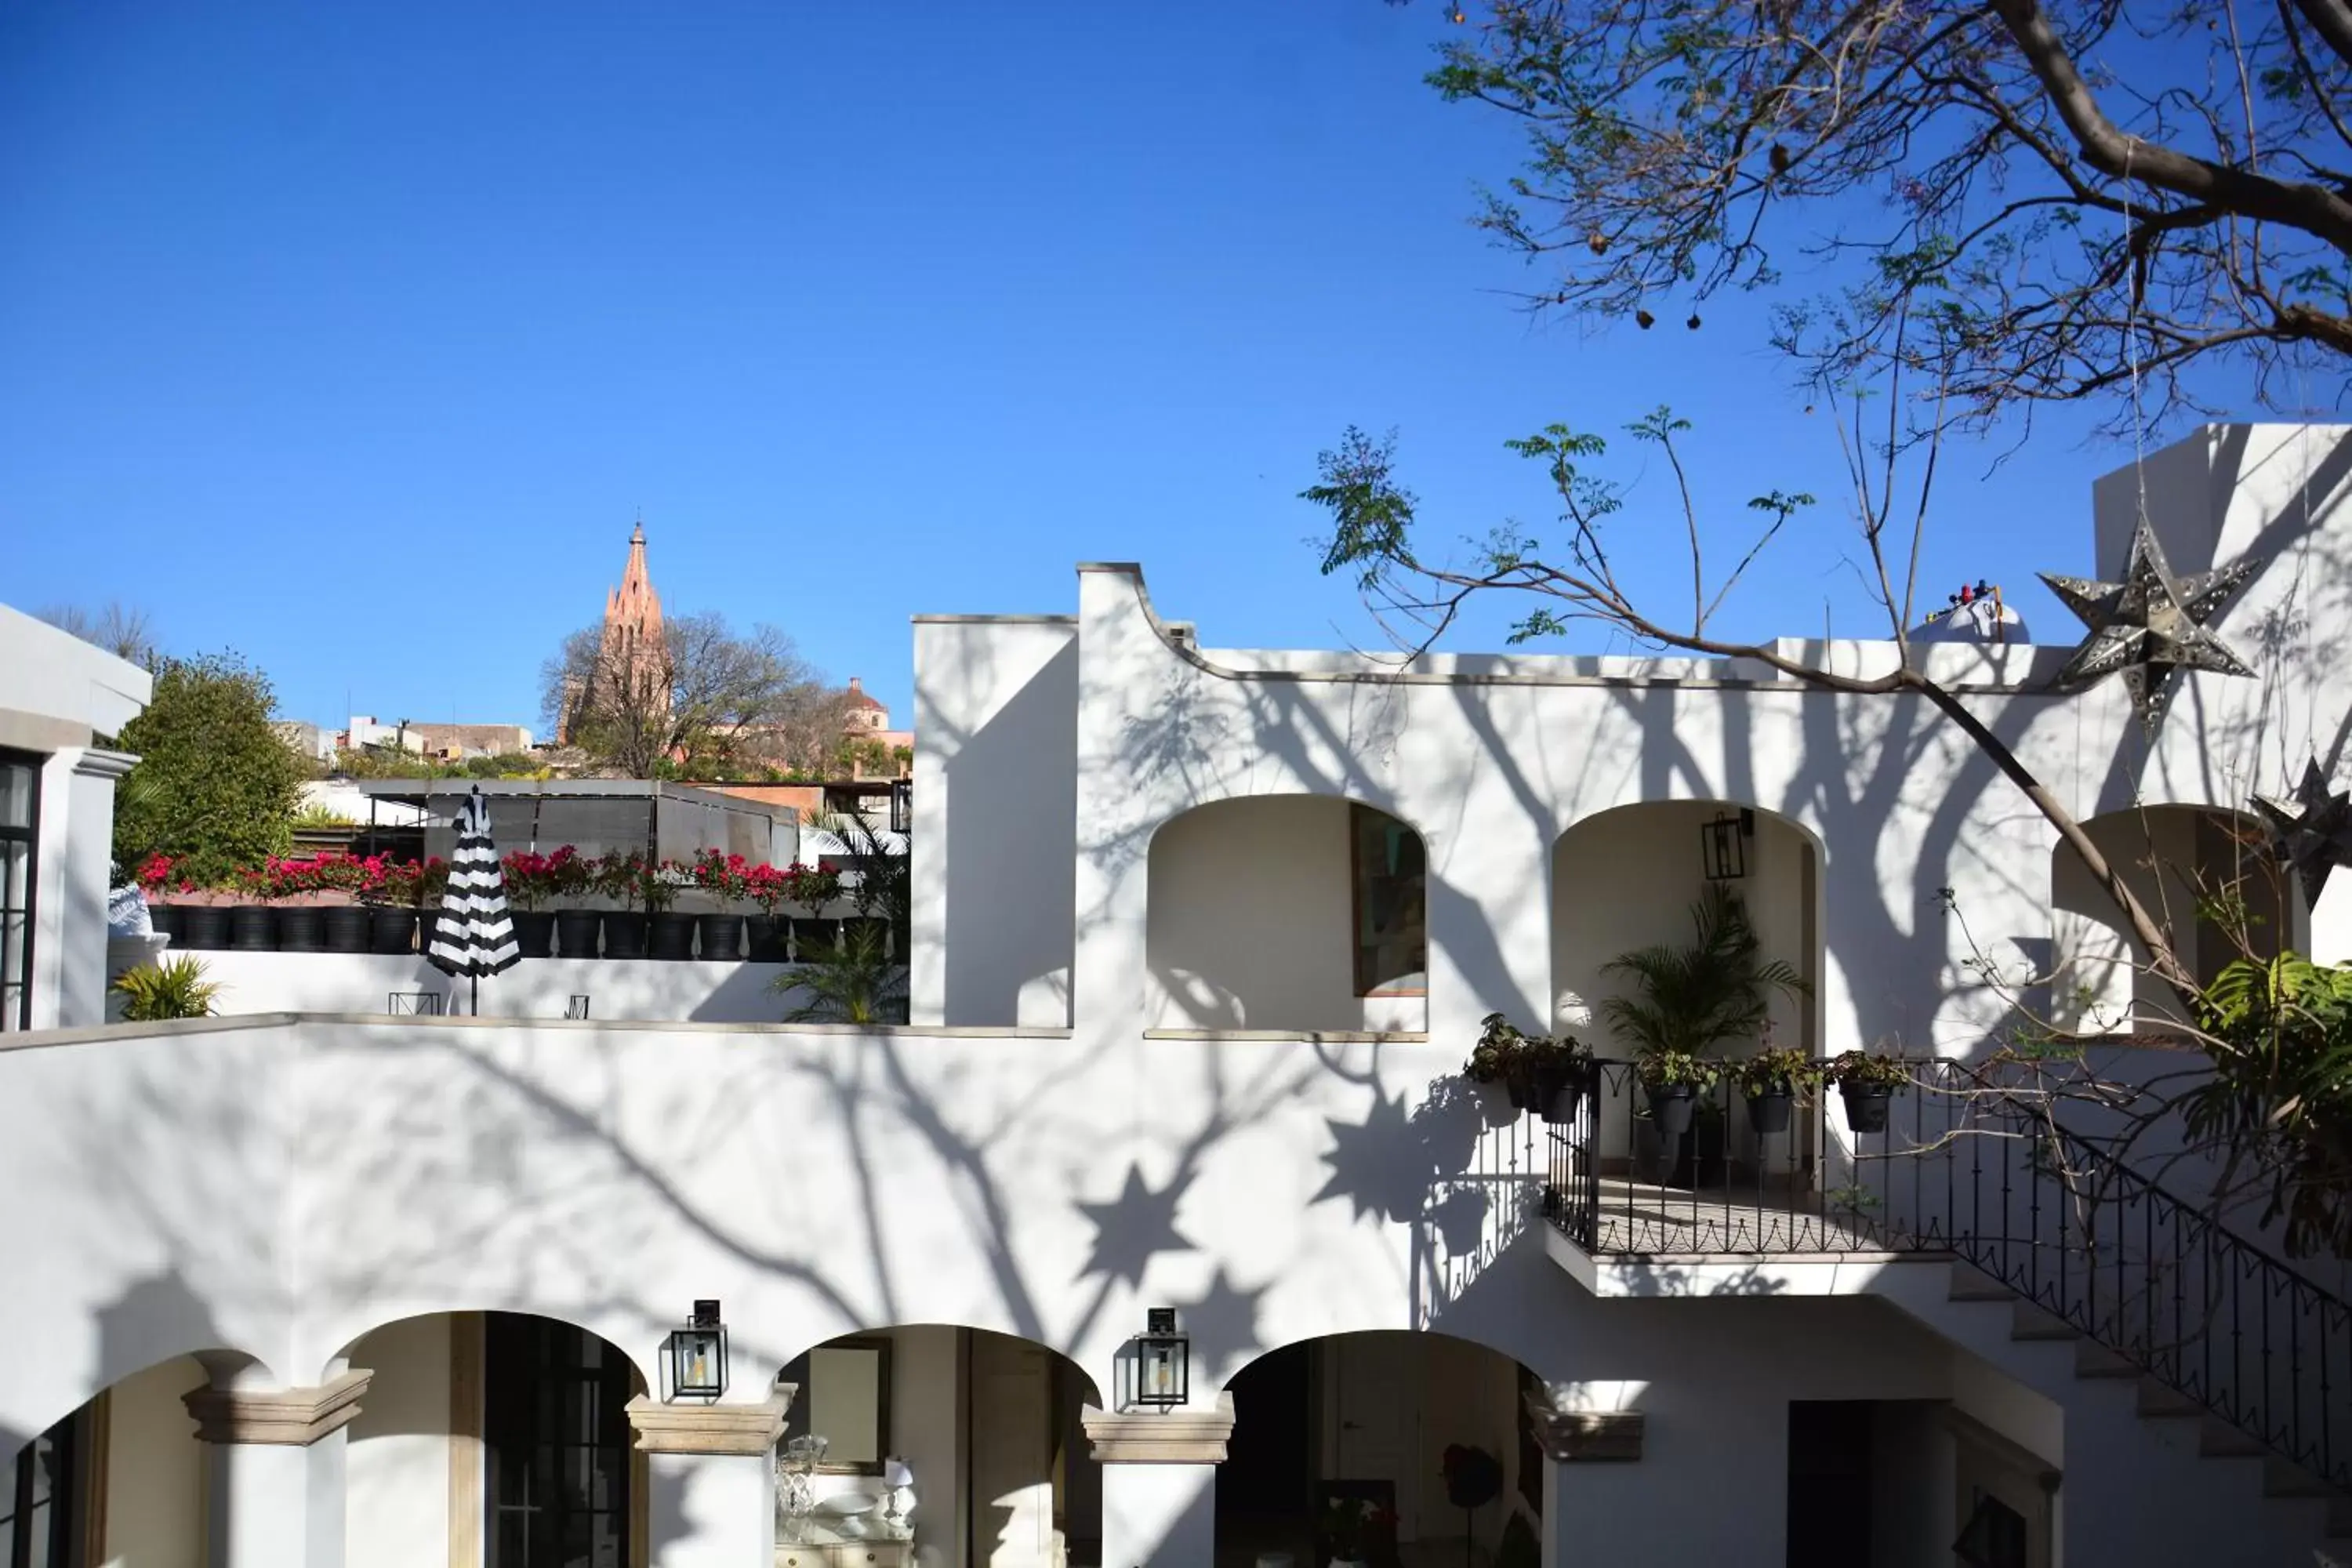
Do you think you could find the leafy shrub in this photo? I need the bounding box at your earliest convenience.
[113,653,307,885]
[114,956,221,1021]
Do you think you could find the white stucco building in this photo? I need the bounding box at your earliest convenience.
[3,426,2351,1568]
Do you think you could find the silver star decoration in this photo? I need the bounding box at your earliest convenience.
[2253,758,2352,906]
[2040,518,2257,731]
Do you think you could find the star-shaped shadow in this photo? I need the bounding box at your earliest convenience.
[2255,757,2352,906]
[1076,1163,1197,1287]
[2040,517,2256,731]
[1168,1265,1267,1375]
[1314,1091,1432,1225]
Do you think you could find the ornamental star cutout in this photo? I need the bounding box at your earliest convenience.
[2039,517,2257,731]
[2253,758,2352,907]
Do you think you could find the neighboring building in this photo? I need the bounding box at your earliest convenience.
[839,676,914,779]
[0,605,151,1033]
[402,722,534,760]
[274,718,337,764]
[344,714,426,753]
[4,426,2352,1568]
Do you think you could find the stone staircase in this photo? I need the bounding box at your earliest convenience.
[1916,1258,2352,1563]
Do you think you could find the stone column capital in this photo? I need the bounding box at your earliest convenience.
[1080,1392,1236,1464]
[183,1370,373,1446]
[66,747,140,782]
[624,1389,796,1455]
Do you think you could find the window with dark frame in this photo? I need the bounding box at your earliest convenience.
[2,1405,83,1568]
[1349,804,1426,997]
[484,1314,634,1568]
[0,752,38,1034]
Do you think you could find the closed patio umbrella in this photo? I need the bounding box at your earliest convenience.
[426,788,520,1014]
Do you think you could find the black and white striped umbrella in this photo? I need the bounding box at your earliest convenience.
[426,788,519,1012]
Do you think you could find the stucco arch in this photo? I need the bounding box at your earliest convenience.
[1551,798,1824,1058]
[2051,803,2288,1033]
[1145,793,1429,1033]
[1218,1327,1546,1568]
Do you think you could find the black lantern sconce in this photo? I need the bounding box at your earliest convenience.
[1700,808,1755,881]
[666,1299,729,1402]
[1127,1308,1190,1410]
[889,777,913,836]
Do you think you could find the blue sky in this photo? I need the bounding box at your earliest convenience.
[0,1,2265,734]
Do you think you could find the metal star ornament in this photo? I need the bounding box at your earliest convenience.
[2039,518,2257,731]
[2253,758,2352,907]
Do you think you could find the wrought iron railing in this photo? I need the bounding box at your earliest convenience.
[1541,1056,2352,1494]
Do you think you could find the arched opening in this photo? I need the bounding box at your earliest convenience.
[1548,802,1827,1248]
[332,1311,647,1568]
[1217,1331,1546,1568]
[1146,797,1428,1033]
[3,1350,234,1568]
[776,1325,1103,1568]
[2053,805,2288,1033]
[1551,800,1821,1054]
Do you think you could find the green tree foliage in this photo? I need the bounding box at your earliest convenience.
[113,653,309,884]
[2192,953,2352,1257]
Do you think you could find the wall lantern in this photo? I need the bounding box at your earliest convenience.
[890,778,913,836]
[666,1299,729,1402]
[1130,1308,1190,1410]
[1700,808,1755,881]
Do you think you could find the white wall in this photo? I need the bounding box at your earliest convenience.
[1145,797,1423,1034]
[101,1356,205,1568]
[343,1316,451,1568]
[910,619,1078,1029]
[191,950,809,1025]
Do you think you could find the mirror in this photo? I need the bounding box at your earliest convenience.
[780,1335,893,1474]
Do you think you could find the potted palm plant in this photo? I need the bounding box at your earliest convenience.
[1601,880,1810,1117]
[1826,1048,1911,1134]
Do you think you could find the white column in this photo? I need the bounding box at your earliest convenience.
[28,746,136,1029]
[1080,1395,1233,1568]
[2310,874,2352,967]
[182,1364,371,1568]
[626,1391,792,1568]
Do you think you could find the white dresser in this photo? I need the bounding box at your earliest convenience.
[776,1522,912,1568]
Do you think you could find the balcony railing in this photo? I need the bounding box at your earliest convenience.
[1541,1056,2352,1494]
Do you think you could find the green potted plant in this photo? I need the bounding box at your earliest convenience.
[500,849,558,958]
[644,859,695,960]
[1464,1013,1534,1117]
[1735,1040,1819,1136]
[1525,1033,1592,1125]
[542,846,598,958]
[111,954,220,1021]
[1600,882,1811,1062]
[1633,1047,1719,1141]
[1826,1048,1911,1134]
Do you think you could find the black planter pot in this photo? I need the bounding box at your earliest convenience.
[1840,1082,1893,1135]
[418,909,441,955]
[696,913,745,963]
[1646,1083,1696,1141]
[1503,1073,1537,1112]
[1745,1086,1795,1136]
[745,915,791,963]
[230,906,278,952]
[177,906,230,950]
[602,912,648,960]
[647,911,696,961]
[790,917,840,960]
[369,906,419,956]
[323,906,372,953]
[555,909,603,960]
[841,916,891,957]
[512,910,556,959]
[277,906,325,952]
[147,903,183,941]
[1532,1058,1585,1125]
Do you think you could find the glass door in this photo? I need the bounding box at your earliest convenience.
[484,1315,633,1568]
